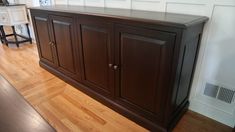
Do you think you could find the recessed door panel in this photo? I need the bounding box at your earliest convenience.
[50,15,81,81]
[79,19,114,97]
[115,25,176,122]
[33,15,55,66]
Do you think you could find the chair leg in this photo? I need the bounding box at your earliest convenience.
[0,25,8,46]
[0,28,3,43]
[12,26,19,47]
[26,23,32,44]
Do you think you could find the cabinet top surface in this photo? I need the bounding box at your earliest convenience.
[29,5,208,28]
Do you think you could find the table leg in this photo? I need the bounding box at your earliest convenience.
[0,27,3,43]
[12,26,19,47]
[26,24,32,44]
[0,26,8,46]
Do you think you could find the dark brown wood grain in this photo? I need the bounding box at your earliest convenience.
[0,74,55,132]
[33,14,55,67]
[30,6,208,132]
[78,17,114,97]
[114,25,176,125]
[174,110,233,132]
[32,13,82,81]
[49,15,81,81]
[29,5,208,28]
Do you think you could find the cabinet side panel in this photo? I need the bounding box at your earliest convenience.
[171,23,205,117]
[175,35,200,105]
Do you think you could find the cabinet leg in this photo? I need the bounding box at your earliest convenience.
[0,26,8,46]
[12,26,19,47]
[26,24,32,44]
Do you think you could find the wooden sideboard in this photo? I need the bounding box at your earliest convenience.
[29,5,208,132]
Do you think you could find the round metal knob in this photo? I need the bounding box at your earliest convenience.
[49,42,55,47]
[113,65,118,70]
[109,64,113,68]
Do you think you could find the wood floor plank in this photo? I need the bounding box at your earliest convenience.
[16,71,54,91]
[50,95,102,132]
[63,86,147,131]
[0,74,55,132]
[62,93,107,125]
[61,119,84,132]
[35,104,71,132]
[0,43,232,132]
[174,110,233,132]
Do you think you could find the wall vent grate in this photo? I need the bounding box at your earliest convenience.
[203,82,235,104]
[217,87,235,104]
[204,83,219,98]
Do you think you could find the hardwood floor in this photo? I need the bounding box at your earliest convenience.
[0,74,55,132]
[0,43,232,132]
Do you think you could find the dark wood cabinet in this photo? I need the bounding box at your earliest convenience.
[32,13,82,81]
[30,6,208,132]
[78,17,114,97]
[114,25,176,123]
[49,15,81,81]
[33,14,55,67]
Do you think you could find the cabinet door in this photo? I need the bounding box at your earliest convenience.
[78,17,114,97]
[31,14,56,67]
[50,15,81,81]
[115,25,176,123]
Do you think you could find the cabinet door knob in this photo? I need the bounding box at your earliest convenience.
[113,65,118,70]
[109,64,113,68]
[50,42,55,47]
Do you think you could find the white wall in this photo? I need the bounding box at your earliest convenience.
[190,4,235,127]
[27,0,235,127]
[15,0,39,42]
